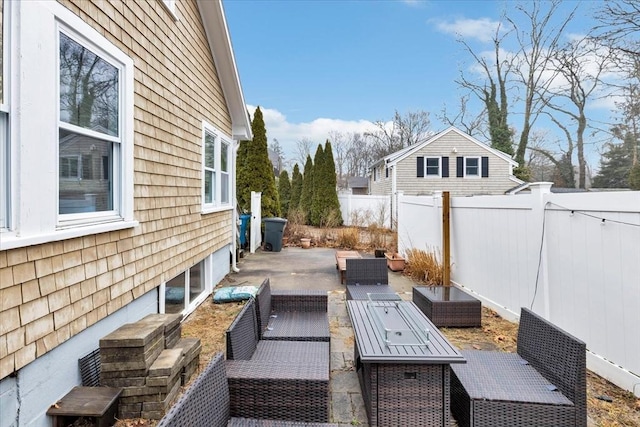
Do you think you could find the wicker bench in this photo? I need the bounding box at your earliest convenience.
[255,278,330,342]
[345,258,395,300]
[450,307,586,427]
[157,352,337,427]
[225,298,331,423]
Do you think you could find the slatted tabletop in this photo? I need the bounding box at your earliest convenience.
[347,300,466,364]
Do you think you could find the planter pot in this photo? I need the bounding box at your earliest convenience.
[384,252,405,271]
[300,238,311,249]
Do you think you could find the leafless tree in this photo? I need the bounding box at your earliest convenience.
[328,131,350,188]
[365,110,431,160]
[438,94,488,140]
[293,138,314,167]
[541,38,614,188]
[508,0,577,169]
[594,0,640,56]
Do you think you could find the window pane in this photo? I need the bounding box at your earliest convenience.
[221,172,229,204]
[59,33,119,136]
[466,158,479,175]
[205,132,215,169]
[59,129,113,214]
[165,272,186,314]
[189,260,205,302]
[221,141,228,172]
[204,170,214,204]
[426,158,439,175]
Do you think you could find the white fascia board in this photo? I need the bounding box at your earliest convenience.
[197,0,252,141]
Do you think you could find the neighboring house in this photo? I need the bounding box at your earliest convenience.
[347,176,369,195]
[369,126,523,198]
[0,1,251,425]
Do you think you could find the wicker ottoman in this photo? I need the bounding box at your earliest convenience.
[412,286,481,328]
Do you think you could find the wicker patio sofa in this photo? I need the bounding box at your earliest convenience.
[345,258,395,300]
[450,307,586,427]
[225,298,331,423]
[255,278,330,342]
[157,352,337,427]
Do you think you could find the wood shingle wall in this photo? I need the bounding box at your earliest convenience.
[0,0,234,380]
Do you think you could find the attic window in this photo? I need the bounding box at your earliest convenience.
[162,0,179,21]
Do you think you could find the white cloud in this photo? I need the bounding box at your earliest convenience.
[247,105,377,167]
[433,17,505,43]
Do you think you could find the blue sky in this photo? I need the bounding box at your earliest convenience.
[223,0,608,168]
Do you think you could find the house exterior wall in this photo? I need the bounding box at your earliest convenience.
[369,164,392,195]
[0,2,238,422]
[370,130,518,197]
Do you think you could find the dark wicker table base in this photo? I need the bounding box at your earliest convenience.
[412,286,481,328]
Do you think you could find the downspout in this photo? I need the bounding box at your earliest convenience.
[231,140,240,273]
[391,161,397,230]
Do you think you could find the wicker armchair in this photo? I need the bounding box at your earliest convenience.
[450,307,586,427]
[225,298,331,423]
[157,352,337,427]
[345,258,395,300]
[255,278,330,342]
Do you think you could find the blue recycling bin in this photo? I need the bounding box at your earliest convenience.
[239,213,251,248]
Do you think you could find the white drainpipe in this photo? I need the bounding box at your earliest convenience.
[231,140,240,273]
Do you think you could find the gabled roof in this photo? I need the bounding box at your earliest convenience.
[198,0,252,141]
[371,126,518,169]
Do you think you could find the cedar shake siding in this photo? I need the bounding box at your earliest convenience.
[0,0,245,387]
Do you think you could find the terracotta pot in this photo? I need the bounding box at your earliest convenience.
[300,238,311,249]
[384,252,405,271]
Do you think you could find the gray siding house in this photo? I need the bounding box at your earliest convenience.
[369,126,523,197]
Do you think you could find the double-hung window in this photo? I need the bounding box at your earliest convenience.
[58,30,121,220]
[465,157,480,177]
[426,157,440,177]
[202,122,232,211]
[1,1,135,250]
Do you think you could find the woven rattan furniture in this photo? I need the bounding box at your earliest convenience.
[157,352,337,427]
[335,250,362,283]
[255,278,330,342]
[345,258,395,301]
[450,307,586,427]
[225,298,331,423]
[347,299,465,427]
[412,285,482,328]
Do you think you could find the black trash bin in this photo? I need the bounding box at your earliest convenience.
[262,217,287,252]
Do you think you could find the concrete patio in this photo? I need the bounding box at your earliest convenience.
[219,246,597,427]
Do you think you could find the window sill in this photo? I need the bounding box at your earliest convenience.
[201,205,233,215]
[0,220,139,251]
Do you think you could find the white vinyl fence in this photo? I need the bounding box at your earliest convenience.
[338,193,392,228]
[397,184,640,397]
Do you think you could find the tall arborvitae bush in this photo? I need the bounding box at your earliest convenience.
[289,163,303,213]
[240,107,280,217]
[278,170,291,216]
[236,140,251,212]
[322,140,343,225]
[299,155,314,224]
[310,144,325,226]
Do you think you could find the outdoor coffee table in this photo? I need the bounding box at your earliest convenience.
[347,298,465,427]
[335,250,362,284]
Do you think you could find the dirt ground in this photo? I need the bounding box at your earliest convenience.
[114,231,640,427]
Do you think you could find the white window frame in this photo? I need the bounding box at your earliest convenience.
[159,255,212,317]
[464,156,481,178]
[202,121,233,213]
[1,1,136,250]
[1,0,10,232]
[425,156,441,178]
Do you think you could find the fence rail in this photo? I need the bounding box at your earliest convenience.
[397,184,640,397]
